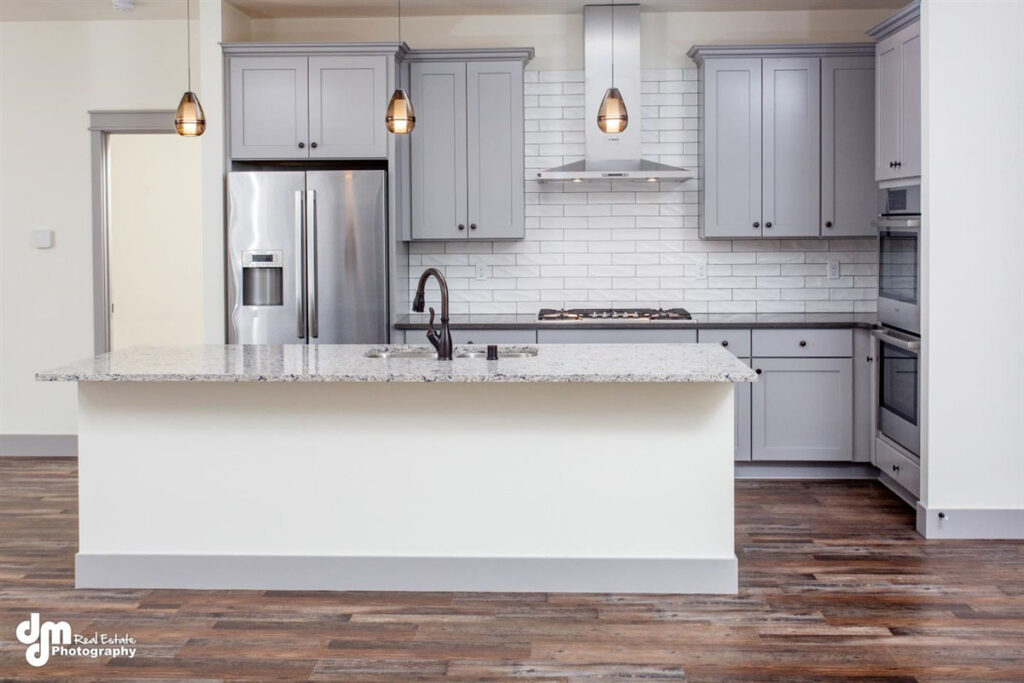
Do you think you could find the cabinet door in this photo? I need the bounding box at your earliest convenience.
[735,362,752,461]
[875,34,901,181]
[822,57,877,237]
[897,22,921,178]
[308,56,388,159]
[762,58,820,238]
[703,59,762,238]
[230,57,309,160]
[751,357,853,461]
[467,62,525,240]
[410,62,468,240]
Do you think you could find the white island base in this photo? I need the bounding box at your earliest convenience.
[42,344,754,594]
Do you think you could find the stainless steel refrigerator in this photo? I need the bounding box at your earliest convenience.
[227,170,388,344]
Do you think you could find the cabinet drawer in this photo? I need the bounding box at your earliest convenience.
[405,329,536,345]
[875,436,920,497]
[752,329,852,357]
[537,328,697,344]
[698,329,751,357]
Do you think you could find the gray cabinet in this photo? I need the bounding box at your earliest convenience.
[410,58,526,241]
[852,328,873,462]
[873,19,920,181]
[308,56,388,159]
[702,59,762,238]
[751,357,853,461]
[822,57,878,237]
[230,57,309,160]
[229,54,389,160]
[699,330,752,461]
[762,58,820,238]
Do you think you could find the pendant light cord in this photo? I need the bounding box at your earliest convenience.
[610,0,615,88]
[397,0,402,45]
[186,0,192,92]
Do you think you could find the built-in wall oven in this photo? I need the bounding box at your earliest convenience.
[875,186,921,335]
[871,327,921,457]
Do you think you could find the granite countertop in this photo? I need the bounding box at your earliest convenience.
[394,313,879,330]
[36,344,756,384]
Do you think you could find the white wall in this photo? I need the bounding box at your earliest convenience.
[246,9,895,70]
[921,0,1024,514]
[0,19,191,436]
[108,134,204,349]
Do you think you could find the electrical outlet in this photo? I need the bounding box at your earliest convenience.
[827,260,841,280]
[694,262,707,279]
[475,263,488,281]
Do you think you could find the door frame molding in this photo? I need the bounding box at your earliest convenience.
[89,110,176,354]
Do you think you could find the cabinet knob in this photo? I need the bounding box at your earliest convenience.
[458,224,465,231]
[867,356,874,363]
[298,142,305,149]
[310,142,318,149]
[889,161,896,168]
[470,223,477,230]
[765,221,773,228]
[825,220,833,228]
[799,340,807,347]
[721,340,729,347]
[755,368,762,375]
[892,464,901,473]
[895,161,902,167]
[753,221,760,228]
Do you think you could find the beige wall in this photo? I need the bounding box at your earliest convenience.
[245,9,894,69]
[0,18,189,436]
[108,134,204,350]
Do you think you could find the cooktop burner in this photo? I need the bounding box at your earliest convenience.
[538,308,693,321]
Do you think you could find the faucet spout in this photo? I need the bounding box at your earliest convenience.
[412,268,453,360]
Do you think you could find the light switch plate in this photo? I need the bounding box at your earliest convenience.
[31,229,54,249]
[827,260,841,280]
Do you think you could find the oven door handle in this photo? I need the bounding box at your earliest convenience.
[871,328,921,351]
[872,216,921,230]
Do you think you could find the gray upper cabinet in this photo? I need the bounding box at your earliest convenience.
[871,9,920,182]
[467,62,525,240]
[230,57,310,160]
[762,57,820,238]
[691,44,876,239]
[409,55,527,241]
[228,52,390,160]
[410,61,468,240]
[822,57,878,237]
[702,58,762,238]
[752,357,853,461]
[308,56,388,159]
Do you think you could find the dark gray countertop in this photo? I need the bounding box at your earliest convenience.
[394,313,878,331]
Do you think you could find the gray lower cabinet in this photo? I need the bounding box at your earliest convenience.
[852,328,874,462]
[751,357,853,461]
[409,57,527,241]
[404,328,536,345]
[537,329,697,344]
[698,330,752,461]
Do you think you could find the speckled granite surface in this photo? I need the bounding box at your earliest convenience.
[394,313,878,330]
[36,344,756,384]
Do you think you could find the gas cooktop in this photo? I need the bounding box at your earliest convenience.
[538,308,693,322]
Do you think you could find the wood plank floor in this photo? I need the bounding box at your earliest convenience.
[0,458,1022,681]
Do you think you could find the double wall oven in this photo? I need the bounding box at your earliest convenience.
[872,186,921,459]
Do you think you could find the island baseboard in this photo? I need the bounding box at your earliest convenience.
[76,553,738,594]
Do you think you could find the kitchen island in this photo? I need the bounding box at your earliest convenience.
[38,344,755,594]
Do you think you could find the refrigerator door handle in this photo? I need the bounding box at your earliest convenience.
[295,191,306,339]
[306,189,319,339]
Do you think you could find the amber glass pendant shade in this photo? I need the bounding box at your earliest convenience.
[597,87,628,134]
[175,91,206,137]
[386,88,416,135]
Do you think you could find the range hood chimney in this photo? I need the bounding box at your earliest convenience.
[536,4,693,183]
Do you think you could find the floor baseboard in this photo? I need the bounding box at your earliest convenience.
[0,434,77,457]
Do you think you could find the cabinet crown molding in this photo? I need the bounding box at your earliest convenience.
[687,43,874,64]
[866,1,921,40]
[406,48,535,64]
[223,42,410,57]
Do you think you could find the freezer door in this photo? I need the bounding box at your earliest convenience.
[228,172,307,344]
[306,170,388,344]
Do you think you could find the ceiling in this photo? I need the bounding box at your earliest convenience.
[0,0,908,22]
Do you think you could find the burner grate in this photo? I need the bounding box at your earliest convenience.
[537,308,692,321]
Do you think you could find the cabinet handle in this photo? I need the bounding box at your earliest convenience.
[298,142,305,149]
[825,220,833,228]
[310,142,318,149]
[753,221,760,228]
[892,464,901,473]
[895,161,902,167]
[458,224,465,231]
[755,368,762,375]
[799,340,807,347]
[765,221,773,228]
[470,223,477,231]
[867,356,874,363]
[721,340,728,347]
[889,161,894,168]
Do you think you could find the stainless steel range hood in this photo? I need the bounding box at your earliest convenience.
[536,4,693,183]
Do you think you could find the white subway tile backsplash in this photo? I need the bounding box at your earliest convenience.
[407,69,878,316]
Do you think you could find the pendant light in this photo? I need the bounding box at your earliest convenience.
[174,0,206,137]
[597,0,628,134]
[385,0,416,134]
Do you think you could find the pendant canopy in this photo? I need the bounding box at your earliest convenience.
[175,91,206,137]
[597,87,628,134]
[386,88,416,134]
